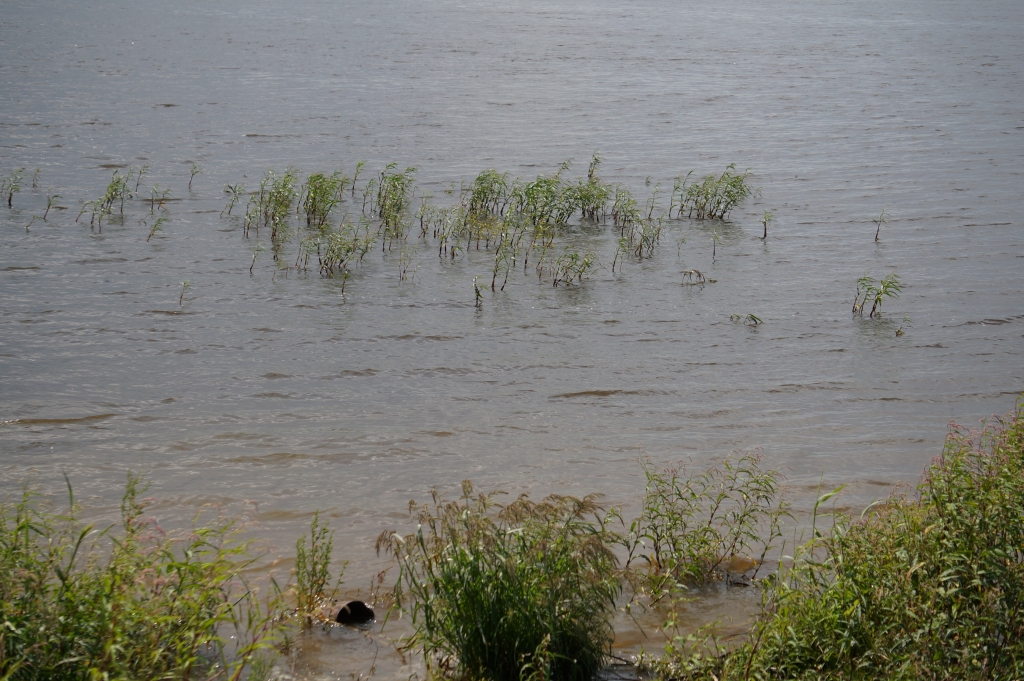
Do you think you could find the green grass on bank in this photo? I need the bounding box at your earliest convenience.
[0,473,282,680]
[0,474,345,681]
[645,397,1024,681]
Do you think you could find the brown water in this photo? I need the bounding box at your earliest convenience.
[2,0,1023,677]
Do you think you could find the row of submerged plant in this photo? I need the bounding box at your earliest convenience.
[226,154,760,293]
[4,158,917,330]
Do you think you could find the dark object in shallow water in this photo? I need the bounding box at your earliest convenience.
[336,600,374,625]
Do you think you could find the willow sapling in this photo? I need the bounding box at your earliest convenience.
[188,162,202,190]
[179,280,191,306]
[854,271,902,318]
[134,164,149,193]
[294,511,343,626]
[31,168,40,189]
[250,243,264,275]
[43,192,61,220]
[351,160,365,196]
[147,216,168,242]
[150,185,171,214]
[3,168,24,208]
[222,183,245,216]
[895,316,912,337]
[873,207,888,241]
[761,210,773,240]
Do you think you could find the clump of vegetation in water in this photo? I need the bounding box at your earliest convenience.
[853,271,901,318]
[679,165,755,220]
[244,168,299,256]
[621,453,787,602]
[64,153,759,293]
[376,482,621,681]
[641,397,1024,680]
[78,169,135,229]
[374,163,417,249]
[552,247,598,286]
[300,171,348,230]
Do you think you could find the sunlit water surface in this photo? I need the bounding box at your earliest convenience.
[2,0,1023,677]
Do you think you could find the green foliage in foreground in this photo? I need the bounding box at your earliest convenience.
[0,474,344,681]
[646,398,1024,681]
[376,482,621,681]
[0,473,279,680]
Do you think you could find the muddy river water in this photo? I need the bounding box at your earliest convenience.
[2,0,1023,676]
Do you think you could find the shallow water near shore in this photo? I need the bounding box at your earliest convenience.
[1,0,1023,676]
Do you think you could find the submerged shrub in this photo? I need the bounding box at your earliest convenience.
[646,397,1024,680]
[681,165,754,220]
[623,453,787,601]
[377,482,621,681]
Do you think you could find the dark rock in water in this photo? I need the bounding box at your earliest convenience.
[336,600,374,625]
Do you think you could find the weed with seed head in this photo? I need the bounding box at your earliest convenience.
[294,511,344,627]
[376,482,620,681]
